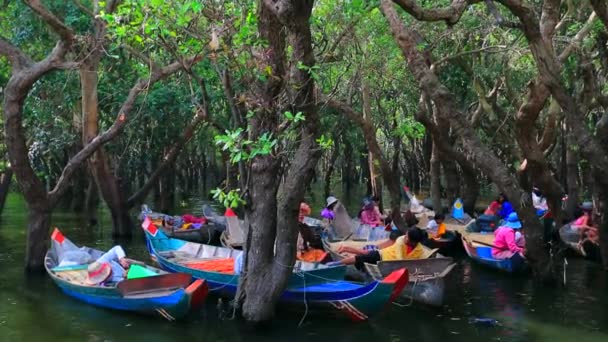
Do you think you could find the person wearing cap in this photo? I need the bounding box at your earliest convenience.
[360,197,383,226]
[572,202,598,244]
[492,212,525,259]
[321,196,339,220]
[85,246,132,285]
[328,228,425,270]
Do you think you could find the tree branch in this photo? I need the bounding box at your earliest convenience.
[24,0,74,42]
[392,0,483,25]
[540,0,561,42]
[558,12,597,62]
[0,36,33,71]
[47,55,203,205]
[127,106,207,207]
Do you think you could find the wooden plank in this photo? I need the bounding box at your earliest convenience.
[117,273,192,296]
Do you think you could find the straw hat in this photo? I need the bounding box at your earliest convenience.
[85,262,112,285]
[326,196,338,208]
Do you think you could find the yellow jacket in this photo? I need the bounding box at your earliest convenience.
[379,236,425,261]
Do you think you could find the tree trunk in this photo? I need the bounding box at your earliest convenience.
[565,133,579,220]
[25,206,51,271]
[323,142,340,198]
[442,159,459,207]
[239,0,322,322]
[430,142,442,213]
[0,167,13,216]
[460,162,479,215]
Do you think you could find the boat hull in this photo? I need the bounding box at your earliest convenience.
[45,238,207,321]
[559,224,602,262]
[144,229,405,321]
[461,235,527,273]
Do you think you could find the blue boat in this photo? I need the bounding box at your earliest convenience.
[143,226,409,321]
[461,234,528,273]
[45,229,208,321]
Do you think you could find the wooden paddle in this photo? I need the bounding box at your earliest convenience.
[117,272,193,296]
[472,239,506,250]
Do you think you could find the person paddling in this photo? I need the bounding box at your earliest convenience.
[492,213,525,260]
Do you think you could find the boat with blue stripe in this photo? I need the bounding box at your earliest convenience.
[45,229,208,321]
[143,226,409,321]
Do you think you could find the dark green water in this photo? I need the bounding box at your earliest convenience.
[1,193,608,342]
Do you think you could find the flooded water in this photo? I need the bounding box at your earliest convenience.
[1,193,608,341]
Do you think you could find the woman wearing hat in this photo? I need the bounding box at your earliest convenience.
[572,202,598,244]
[85,246,132,285]
[360,197,383,226]
[320,196,339,220]
[492,212,525,259]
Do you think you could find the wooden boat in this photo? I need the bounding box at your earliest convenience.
[422,230,462,255]
[364,257,455,306]
[143,226,407,321]
[461,233,528,273]
[559,223,602,262]
[322,228,456,306]
[201,205,247,248]
[140,205,222,244]
[45,229,208,321]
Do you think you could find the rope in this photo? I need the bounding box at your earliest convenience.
[297,270,309,327]
[392,268,420,307]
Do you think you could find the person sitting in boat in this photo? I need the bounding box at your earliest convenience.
[371,195,388,221]
[532,186,548,216]
[426,213,446,239]
[360,197,383,226]
[484,198,501,216]
[497,193,514,220]
[492,213,525,260]
[85,246,132,285]
[321,196,339,220]
[328,228,425,270]
[572,202,599,244]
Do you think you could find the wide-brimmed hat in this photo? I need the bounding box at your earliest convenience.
[505,212,522,229]
[85,262,112,285]
[326,196,338,208]
[580,202,593,211]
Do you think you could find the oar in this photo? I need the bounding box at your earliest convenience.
[117,272,193,296]
[472,239,508,251]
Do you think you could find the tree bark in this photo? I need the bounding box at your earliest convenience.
[430,142,442,213]
[25,207,51,271]
[239,0,322,322]
[0,167,13,216]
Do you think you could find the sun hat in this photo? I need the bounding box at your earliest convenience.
[580,202,593,211]
[326,196,338,208]
[505,212,522,229]
[85,261,112,285]
[362,197,373,209]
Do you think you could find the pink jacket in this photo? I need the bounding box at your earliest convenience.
[492,226,523,258]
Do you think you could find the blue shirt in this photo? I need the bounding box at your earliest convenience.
[498,201,514,219]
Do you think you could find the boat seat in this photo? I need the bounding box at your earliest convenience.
[476,247,493,259]
[54,269,89,286]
